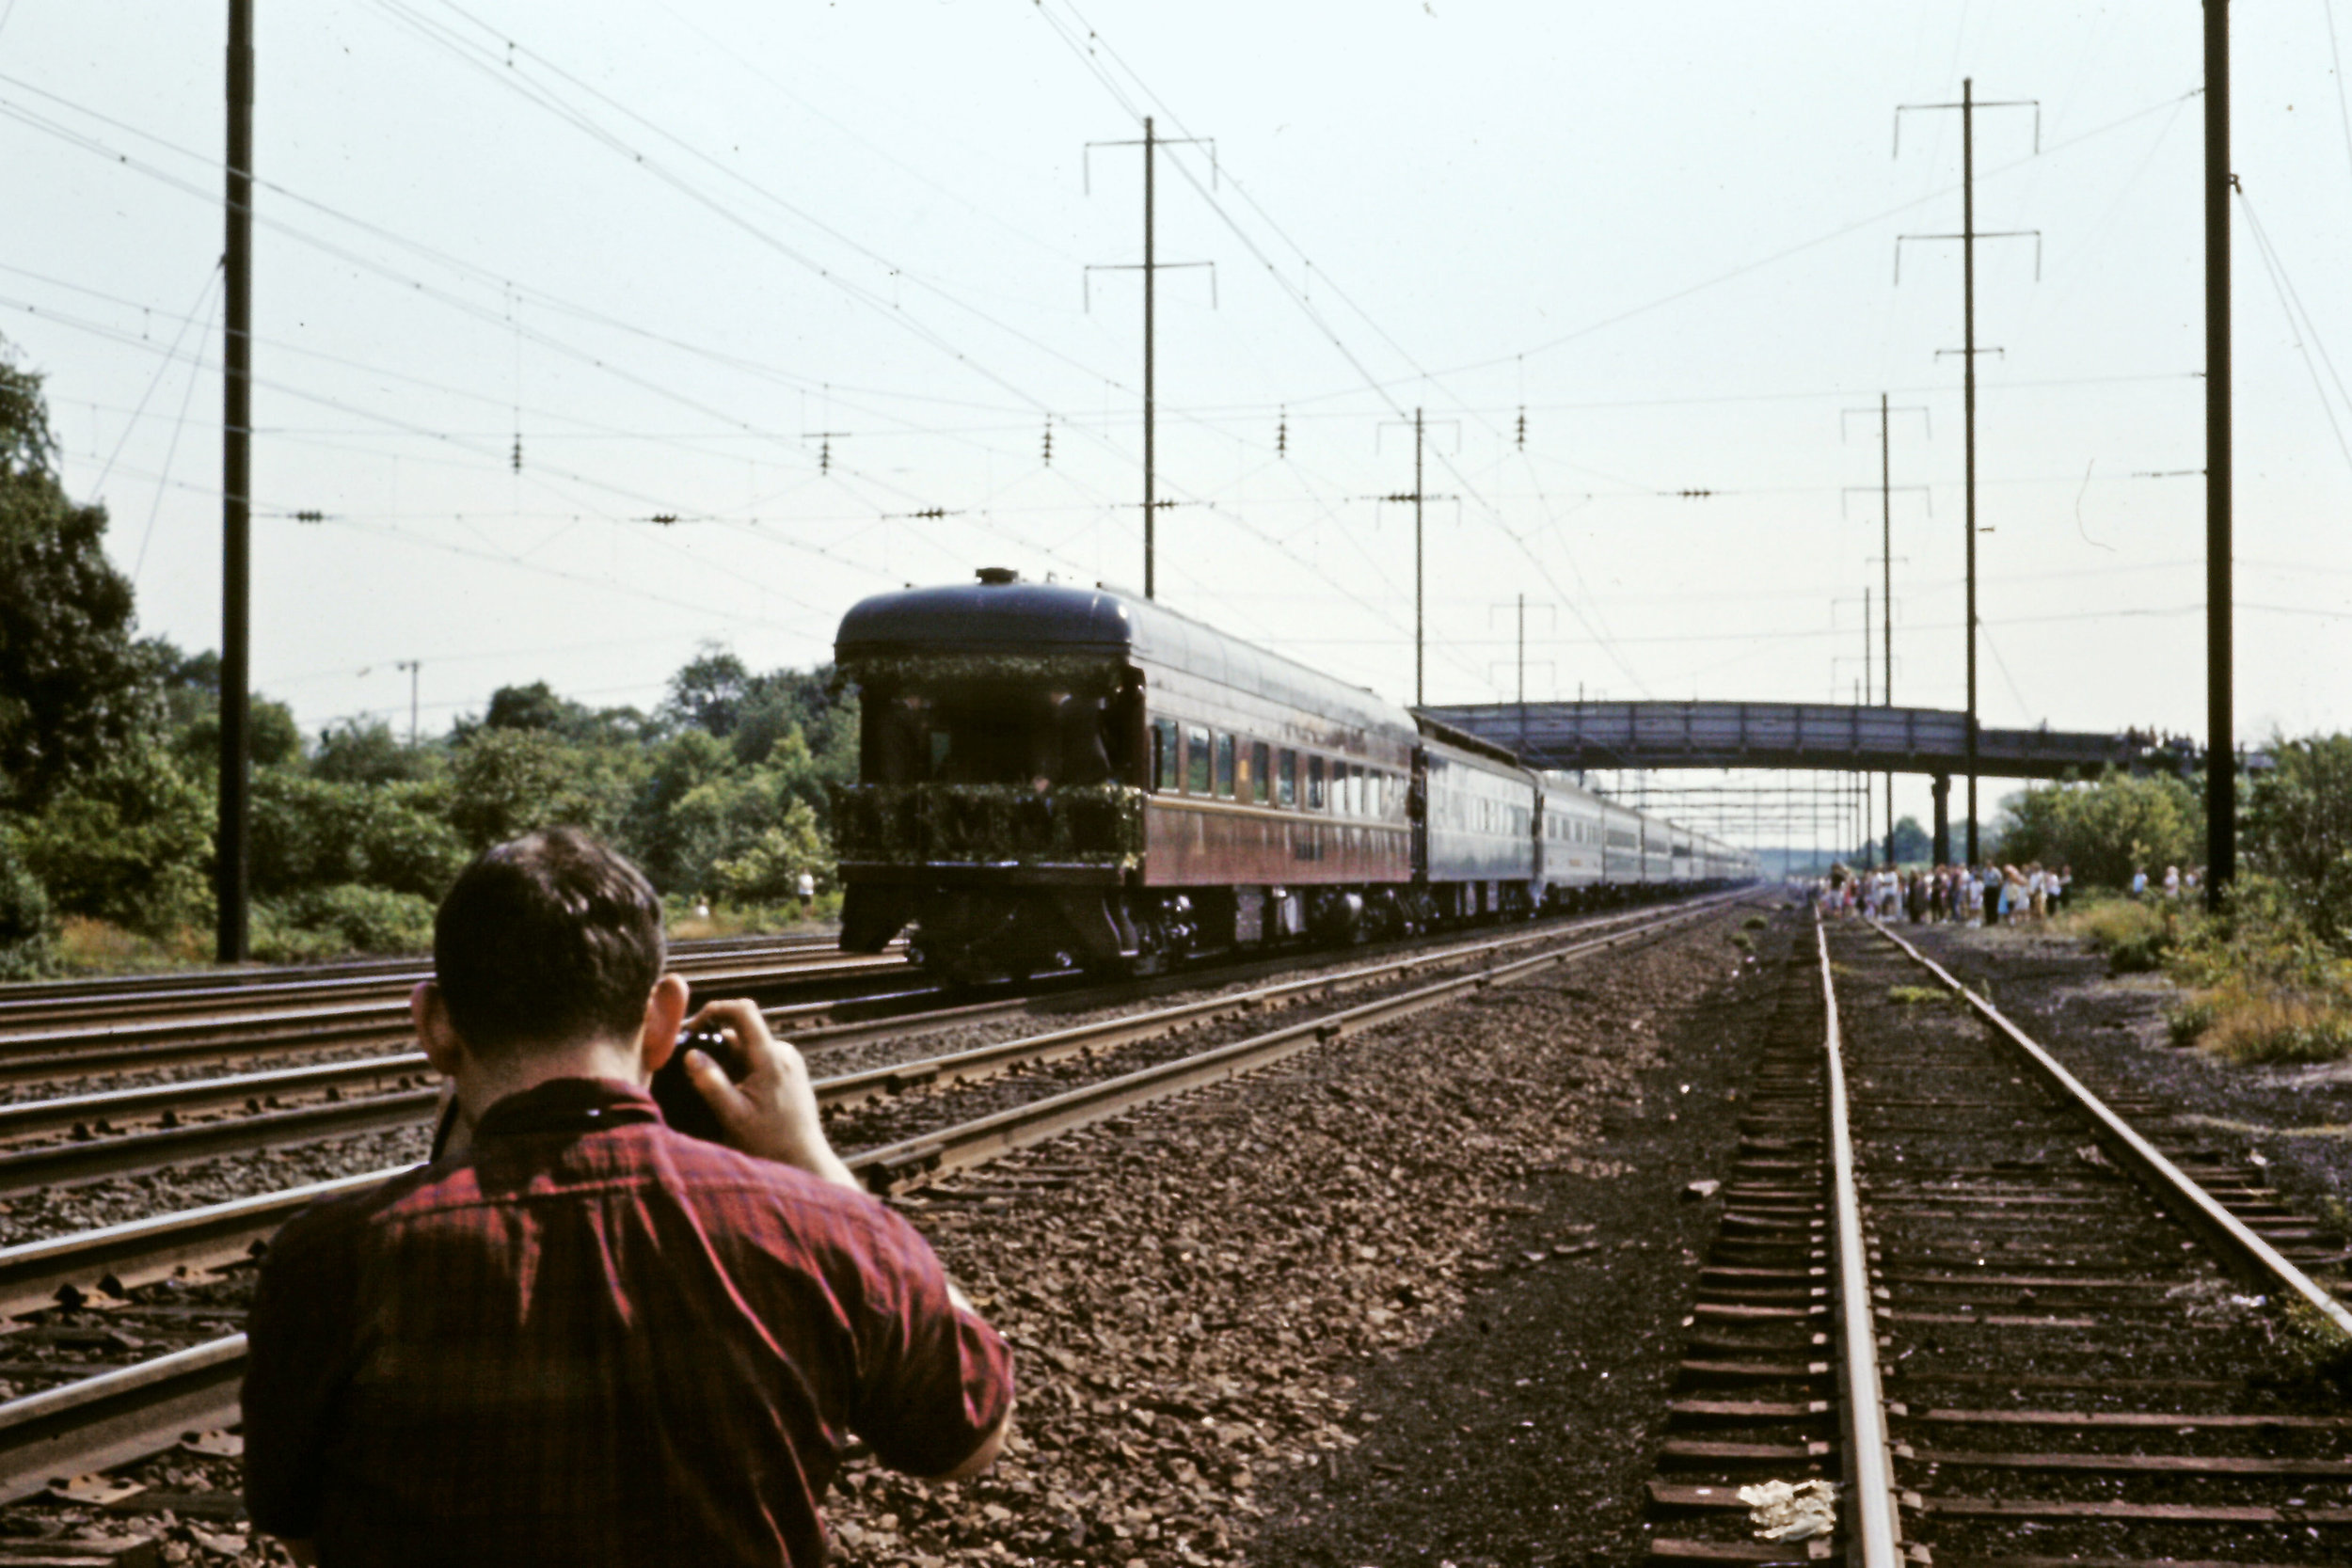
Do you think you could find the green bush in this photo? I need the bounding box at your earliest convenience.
[2245,735,2352,953]
[15,736,211,934]
[713,799,834,903]
[0,828,49,979]
[1996,773,2202,892]
[255,883,435,960]
[2058,895,2175,974]
[2167,998,2217,1047]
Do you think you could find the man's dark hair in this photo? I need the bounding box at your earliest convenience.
[435,828,665,1055]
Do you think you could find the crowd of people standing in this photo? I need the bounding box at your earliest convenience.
[1815,861,2074,927]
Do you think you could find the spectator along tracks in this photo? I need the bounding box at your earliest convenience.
[1646,914,2352,1567]
[0,893,1744,1520]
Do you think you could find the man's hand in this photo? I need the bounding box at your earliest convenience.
[681,999,863,1193]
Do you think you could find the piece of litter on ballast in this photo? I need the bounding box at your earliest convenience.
[1738,1478,1839,1542]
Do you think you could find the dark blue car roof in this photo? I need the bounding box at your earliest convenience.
[836,578,1417,741]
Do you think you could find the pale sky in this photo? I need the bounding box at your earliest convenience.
[3,1,2348,838]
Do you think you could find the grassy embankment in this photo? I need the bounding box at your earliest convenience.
[2059,886,2352,1065]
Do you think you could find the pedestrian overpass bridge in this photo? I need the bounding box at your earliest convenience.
[1419,701,2186,782]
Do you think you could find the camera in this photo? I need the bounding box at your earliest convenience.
[649,1023,748,1144]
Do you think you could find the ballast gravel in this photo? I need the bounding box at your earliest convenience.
[821,904,1789,1568]
[0,900,1794,1567]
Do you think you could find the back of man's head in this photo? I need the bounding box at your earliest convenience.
[435,828,665,1057]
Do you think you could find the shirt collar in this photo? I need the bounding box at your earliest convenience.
[473,1077,663,1141]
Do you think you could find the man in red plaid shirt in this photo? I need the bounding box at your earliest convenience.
[243,829,1015,1565]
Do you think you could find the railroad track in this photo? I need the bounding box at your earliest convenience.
[0,932,899,1037]
[0,898,1732,1195]
[0,890,1749,1507]
[0,947,925,1091]
[1644,914,2352,1566]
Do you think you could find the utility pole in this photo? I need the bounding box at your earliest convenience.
[217,0,254,964]
[1898,79,2039,865]
[1085,118,1214,599]
[1879,397,1893,866]
[1375,410,1454,707]
[1843,392,1929,864]
[2205,0,2235,907]
[395,659,421,747]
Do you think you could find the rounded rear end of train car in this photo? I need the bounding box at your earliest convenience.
[830,570,1151,981]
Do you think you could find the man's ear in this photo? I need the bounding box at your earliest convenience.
[639,974,691,1074]
[414,981,466,1077]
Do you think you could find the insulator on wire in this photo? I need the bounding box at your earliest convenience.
[1042,420,1054,467]
[511,436,523,474]
[1277,407,1288,458]
[1515,407,1526,449]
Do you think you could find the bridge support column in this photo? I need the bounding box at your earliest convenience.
[1931,773,1951,865]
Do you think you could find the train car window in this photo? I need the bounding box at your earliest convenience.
[1215,733,1236,798]
[1278,749,1297,807]
[1308,755,1326,811]
[1185,725,1212,794]
[1251,741,1271,803]
[1151,719,1179,792]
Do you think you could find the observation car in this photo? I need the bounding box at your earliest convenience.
[831,570,1756,979]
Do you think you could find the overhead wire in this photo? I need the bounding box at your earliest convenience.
[132,274,220,584]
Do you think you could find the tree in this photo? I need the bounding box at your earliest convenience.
[313,719,437,785]
[483,681,570,733]
[665,647,754,738]
[1995,773,2202,889]
[446,728,629,851]
[1889,816,1931,864]
[2244,735,2352,950]
[0,347,151,811]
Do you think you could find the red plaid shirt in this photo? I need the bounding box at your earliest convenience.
[243,1078,1013,1566]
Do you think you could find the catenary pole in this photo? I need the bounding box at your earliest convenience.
[1895,77,2035,863]
[1882,392,1895,868]
[1085,118,1209,597]
[217,0,254,963]
[1142,117,1154,598]
[1963,77,1979,865]
[2205,0,2235,906]
[1864,592,1873,863]
[1415,407,1425,707]
[1516,591,1527,755]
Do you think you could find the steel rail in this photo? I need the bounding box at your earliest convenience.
[0,936,895,1031]
[0,901,1718,1185]
[0,1335,247,1504]
[0,1089,438,1197]
[814,899,1713,1110]
[0,900,1731,1197]
[0,894,1747,1499]
[0,1169,407,1321]
[1867,918,2352,1337]
[848,895,1740,1191]
[0,928,850,1004]
[0,952,908,1050]
[1813,917,1903,1568]
[0,971,926,1091]
[0,893,1750,1325]
[0,1055,434,1142]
